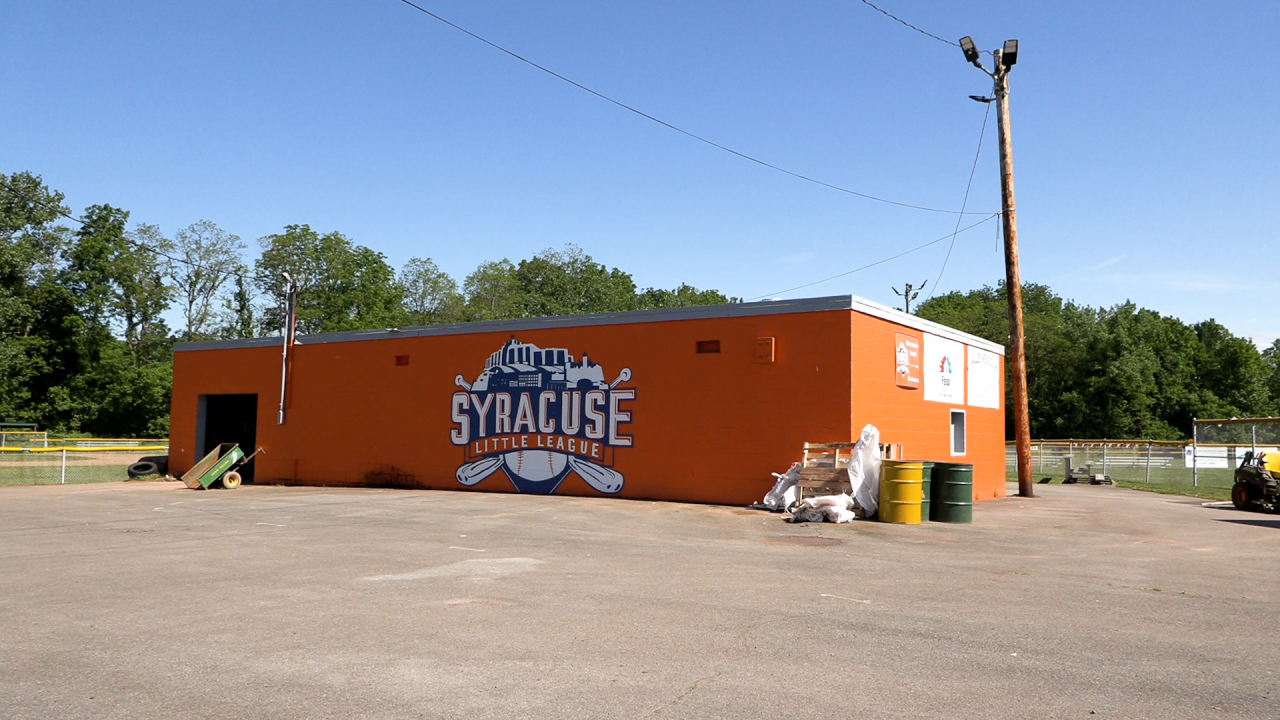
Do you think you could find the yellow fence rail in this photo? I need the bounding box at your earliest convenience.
[0,446,170,454]
[0,445,170,487]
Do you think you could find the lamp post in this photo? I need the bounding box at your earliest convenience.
[277,272,298,426]
[892,280,927,314]
[959,36,1032,498]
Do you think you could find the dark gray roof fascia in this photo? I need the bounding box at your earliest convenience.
[174,294,1003,356]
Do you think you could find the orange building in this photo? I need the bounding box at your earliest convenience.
[169,295,1006,505]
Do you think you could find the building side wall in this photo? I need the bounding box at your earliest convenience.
[849,311,1007,501]
[169,310,854,505]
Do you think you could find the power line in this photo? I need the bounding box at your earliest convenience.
[745,212,1001,301]
[927,101,991,299]
[394,0,991,216]
[855,1,988,54]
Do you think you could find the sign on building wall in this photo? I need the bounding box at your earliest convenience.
[450,338,636,495]
[923,333,965,404]
[894,332,921,389]
[967,346,1001,409]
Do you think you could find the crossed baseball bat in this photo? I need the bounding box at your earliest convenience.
[455,454,623,494]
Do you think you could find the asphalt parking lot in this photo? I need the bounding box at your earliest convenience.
[1,480,1276,719]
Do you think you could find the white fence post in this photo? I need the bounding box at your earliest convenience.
[1192,420,1199,488]
[61,448,67,484]
[1145,442,1152,483]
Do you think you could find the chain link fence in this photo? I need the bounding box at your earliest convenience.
[1006,419,1280,492]
[0,431,49,448]
[0,441,169,487]
[1005,441,1211,485]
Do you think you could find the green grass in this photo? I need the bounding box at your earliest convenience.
[0,457,136,487]
[1006,468,1234,502]
[1112,480,1231,502]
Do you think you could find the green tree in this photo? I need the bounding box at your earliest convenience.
[463,259,523,321]
[62,204,130,340]
[636,283,737,309]
[917,284,1278,440]
[399,257,463,325]
[255,225,403,334]
[118,224,174,362]
[0,171,73,423]
[166,220,245,340]
[216,270,259,339]
[1262,339,1280,414]
[513,245,637,316]
[1192,320,1272,417]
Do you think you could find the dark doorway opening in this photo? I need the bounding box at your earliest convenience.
[197,394,258,483]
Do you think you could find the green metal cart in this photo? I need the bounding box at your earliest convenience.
[180,443,261,490]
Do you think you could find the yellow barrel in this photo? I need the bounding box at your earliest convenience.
[879,461,924,524]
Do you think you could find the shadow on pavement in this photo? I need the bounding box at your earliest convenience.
[1215,517,1280,529]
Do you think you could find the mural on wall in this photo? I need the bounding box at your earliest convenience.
[449,337,636,495]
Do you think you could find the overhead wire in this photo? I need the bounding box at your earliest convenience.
[6,3,1004,288]
[855,0,989,54]
[393,0,992,216]
[926,101,991,300]
[856,0,958,49]
[744,212,1001,302]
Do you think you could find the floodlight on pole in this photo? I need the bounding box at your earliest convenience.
[959,36,982,67]
[1002,39,1018,67]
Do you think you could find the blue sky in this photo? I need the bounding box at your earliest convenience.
[4,1,1277,345]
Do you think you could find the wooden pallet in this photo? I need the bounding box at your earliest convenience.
[796,441,902,503]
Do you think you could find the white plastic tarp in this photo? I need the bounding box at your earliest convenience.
[760,462,801,512]
[846,424,883,517]
[789,493,856,523]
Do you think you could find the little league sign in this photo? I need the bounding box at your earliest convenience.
[450,337,635,495]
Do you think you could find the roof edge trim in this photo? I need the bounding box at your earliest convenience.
[174,294,1004,356]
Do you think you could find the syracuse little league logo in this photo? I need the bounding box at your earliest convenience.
[449,337,635,495]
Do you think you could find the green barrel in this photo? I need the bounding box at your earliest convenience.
[918,461,934,522]
[930,463,973,523]
[879,460,924,524]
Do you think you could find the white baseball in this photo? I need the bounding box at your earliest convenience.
[503,450,566,482]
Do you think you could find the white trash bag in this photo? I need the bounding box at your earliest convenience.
[787,493,855,523]
[760,462,802,512]
[846,424,882,517]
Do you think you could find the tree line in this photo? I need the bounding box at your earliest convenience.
[917,283,1280,440]
[0,171,734,436]
[6,169,1277,441]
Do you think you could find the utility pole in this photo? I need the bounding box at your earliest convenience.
[960,37,1032,498]
[891,280,927,314]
